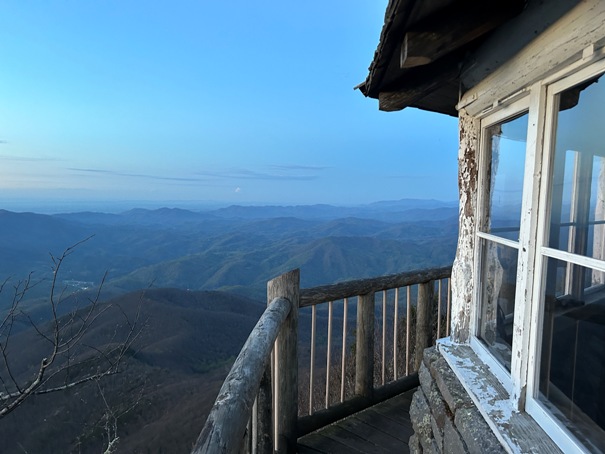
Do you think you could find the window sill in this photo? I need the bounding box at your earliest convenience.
[438,338,563,454]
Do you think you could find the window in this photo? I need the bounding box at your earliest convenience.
[477,111,528,371]
[470,59,605,452]
[529,71,605,452]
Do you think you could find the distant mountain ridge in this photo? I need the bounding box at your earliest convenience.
[0,199,459,303]
[54,198,458,224]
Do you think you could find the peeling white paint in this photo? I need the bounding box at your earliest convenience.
[451,109,479,343]
[439,340,562,454]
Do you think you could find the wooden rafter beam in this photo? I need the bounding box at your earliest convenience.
[401,2,521,68]
[378,51,461,112]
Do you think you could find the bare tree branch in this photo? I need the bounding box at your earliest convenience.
[95,376,145,454]
[0,237,145,420]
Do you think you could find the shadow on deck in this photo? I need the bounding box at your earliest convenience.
[297,388,415,453]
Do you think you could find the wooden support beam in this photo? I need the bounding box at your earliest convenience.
[192,297,291,454]
[401,2,520,69]
[378,53,460,112]
[268,269,300,454]
[414,282,434,371]
[355,292,375,399]
[257,366,273,454]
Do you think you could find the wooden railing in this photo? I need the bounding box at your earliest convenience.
[192,266,452,454]
[192,270,300,454]
[297,266,452,437]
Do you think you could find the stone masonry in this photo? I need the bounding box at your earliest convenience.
[408,347,505,454]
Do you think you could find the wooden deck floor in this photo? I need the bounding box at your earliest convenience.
[297,388,415,453]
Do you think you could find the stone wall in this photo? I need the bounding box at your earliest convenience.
[408,347,505,454]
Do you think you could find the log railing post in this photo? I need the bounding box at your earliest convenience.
[268,269,300,454]
[355,292,375,398]
[414,281,434,371]
[192,298,291,454]
[256,366,273,454]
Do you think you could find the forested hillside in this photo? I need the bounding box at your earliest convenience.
[0,289,263,453]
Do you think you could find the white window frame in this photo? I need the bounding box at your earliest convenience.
[459,54,605,453]
[471,96,532,399]
[525,57,605,453]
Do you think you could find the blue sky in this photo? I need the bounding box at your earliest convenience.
[0,1,459,210]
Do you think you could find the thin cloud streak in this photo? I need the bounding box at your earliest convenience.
[269,164,330,171]
[68,167,209,183]
[196,165,324,181]
[0,154,62,162]
[387,174,442,180]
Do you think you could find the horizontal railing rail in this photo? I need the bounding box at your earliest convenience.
[300,266,452,306]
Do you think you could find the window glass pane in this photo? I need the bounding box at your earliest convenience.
[539,258,605,452]
[548,75,605,261]
[478,240,518,370]
[482,113,528,241]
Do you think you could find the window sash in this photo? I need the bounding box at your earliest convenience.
[525,59,605,453]
[472,97,531,396]
[476,231,520,250]
[461,47,605,454]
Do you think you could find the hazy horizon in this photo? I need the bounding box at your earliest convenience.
[1,195,460,215]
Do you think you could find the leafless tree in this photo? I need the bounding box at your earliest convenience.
[96,377,146,454]
[0,237,144,419]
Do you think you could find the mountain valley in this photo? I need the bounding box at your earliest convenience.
[0,199,458,452]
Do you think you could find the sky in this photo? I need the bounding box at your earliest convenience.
[0,1,459,212]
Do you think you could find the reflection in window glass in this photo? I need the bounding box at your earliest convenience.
[482,113,528,241]
[478,240,518,370]
[539,258,605,452]
[548,76,605,263]
[540,75,605,452]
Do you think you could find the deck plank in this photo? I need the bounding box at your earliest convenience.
[297,432,370,454]
[357,408,414,441]
[337,417,408,452]
[298,388,415,453]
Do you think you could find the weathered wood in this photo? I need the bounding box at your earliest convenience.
[405,287,411,375]
[336,416,408,451]
[297,374,419,438]
[381,291,387,385]
[309,305,316,414]
[440,341,564,453]
[394,288,399,380]
[459,0,605,116]
[355,293,375,399]
[297,388,417,453]
[340,298,348,403]
[414,282,434,371]
[401,2,516,69]
[298,431,369,454]
[192,297,291,454]
[268,269,300,454]
[510,83,546,410]
[451,110,479,343]
[257,366,273,454]
[378,59,459,113]
[325,300,333,409]
[241,417,251,454]
[301,266,451,308]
